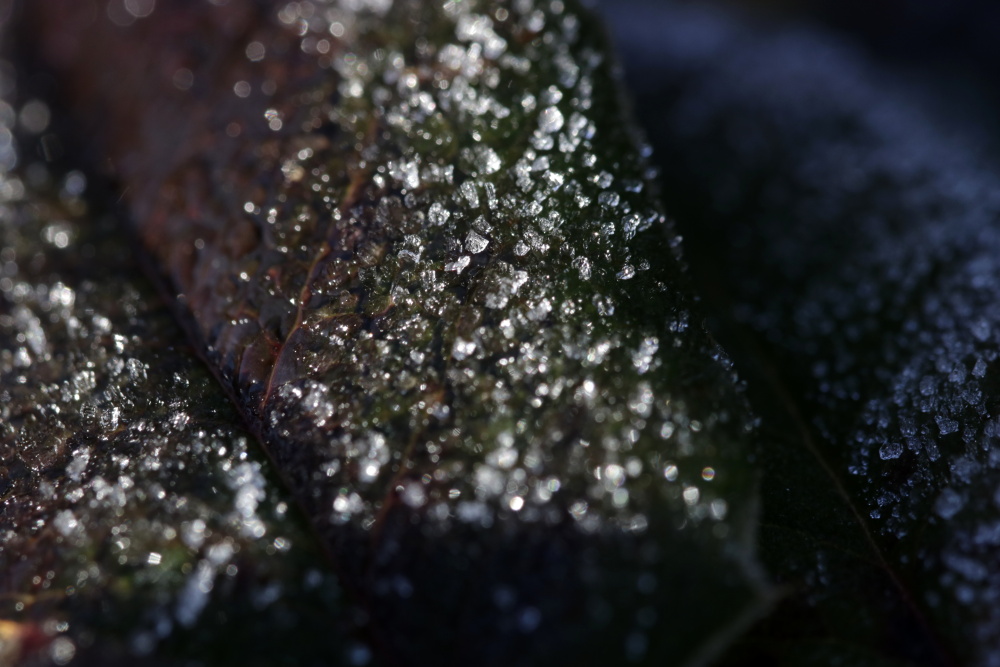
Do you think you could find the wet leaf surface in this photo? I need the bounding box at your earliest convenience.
[0,57,359,666]
[17,0,772,665]
[600,1,1000,665]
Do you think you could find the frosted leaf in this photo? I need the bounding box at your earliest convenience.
[0,82,346,661]
[30,0,771,663]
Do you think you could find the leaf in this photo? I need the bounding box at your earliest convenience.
[602,1,1000,664]
[0,72,357,665]
[22,0,773,663]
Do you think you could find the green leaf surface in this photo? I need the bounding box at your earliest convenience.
[21,0,772,664]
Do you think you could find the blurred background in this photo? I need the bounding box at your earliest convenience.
[590,0,1000,326]
[588,3,1000,664]
[598,0,1000,95]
